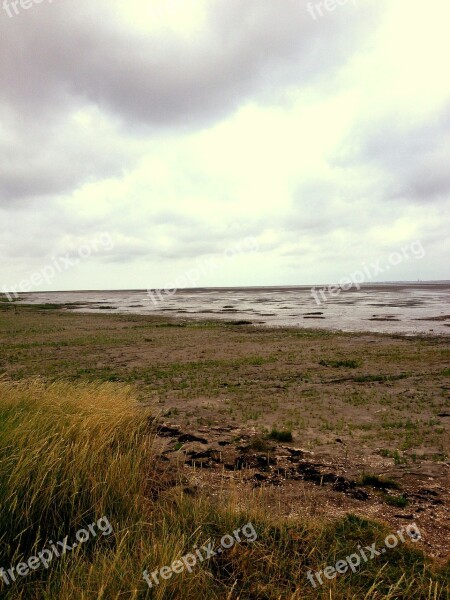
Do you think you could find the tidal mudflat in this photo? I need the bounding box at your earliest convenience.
[1,301,449,566]
[14,281,450,336]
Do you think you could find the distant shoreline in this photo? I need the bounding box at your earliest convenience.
[7,282,450,337]
[4,280,450,295]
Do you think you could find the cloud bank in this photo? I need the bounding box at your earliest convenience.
[1,0,449,290]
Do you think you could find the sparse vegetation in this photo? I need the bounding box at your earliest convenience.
[0,304,448,597]
[378,448,407,464]
[359,474,400,490]
[245,435,272,452]
[354,373,409,383]
[268,428,293,442]
[384,494,409,508]
[319,359,361,368]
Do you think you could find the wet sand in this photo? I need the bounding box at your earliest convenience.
[16,281,450,336]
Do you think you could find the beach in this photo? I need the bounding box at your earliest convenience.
[1,300,449,563]
[12,281,450,336]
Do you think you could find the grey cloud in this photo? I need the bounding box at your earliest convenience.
[282,177,372,235]
[335,106,450,203]
[4,0,447,289]
[103,223,261,263]
[0,109,140,206]
[0,0,385,208]
[0,0,385,129]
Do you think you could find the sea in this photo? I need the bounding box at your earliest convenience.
[15,282,450,336]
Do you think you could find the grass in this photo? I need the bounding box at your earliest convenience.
[379,449,408,464]
[354,373,409,383]
[319,359,361,368]
[384,494,410,508]
[0,378,448,598]
[0,304,448,460]
[245,435,272,452]
[359,474,400,491]
[268,428,294,443]
[0,304,449,597]
[0,379,152,560]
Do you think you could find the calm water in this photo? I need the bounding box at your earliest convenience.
[17,282,450,336]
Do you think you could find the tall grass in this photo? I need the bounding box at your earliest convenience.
[0,378,252,598]
[0,378,448,599]
[0,379,152,570]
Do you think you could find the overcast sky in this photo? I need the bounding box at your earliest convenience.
[1,0,449,292]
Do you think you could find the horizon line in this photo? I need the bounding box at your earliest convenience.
[3,279,450,295]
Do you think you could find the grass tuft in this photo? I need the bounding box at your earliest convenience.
[384,494,410,508]
[359,473,400,490]
[268,428,293,442]
[319,359,361,368]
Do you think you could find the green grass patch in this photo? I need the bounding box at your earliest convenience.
[359,473,400,490]
[319,359,361,368]
[378,449,407,464]
[384,493,409,508]
[354,373,409,382]
[268,428,293,442]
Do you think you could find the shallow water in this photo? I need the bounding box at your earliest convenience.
[17,282,450,336]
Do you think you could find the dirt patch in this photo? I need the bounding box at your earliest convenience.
[153,423,450,558]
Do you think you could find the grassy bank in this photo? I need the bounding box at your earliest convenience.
[0,377,448,599]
